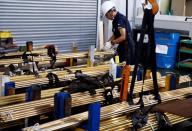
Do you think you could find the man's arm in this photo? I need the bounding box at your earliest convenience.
[108,34,115,42]
[111,28,126,44]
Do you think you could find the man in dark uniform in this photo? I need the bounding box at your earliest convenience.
[102,1,134,64]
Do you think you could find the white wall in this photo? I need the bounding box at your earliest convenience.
[128,0,135,25]
[103,0,192,42]
[132,0,192,36]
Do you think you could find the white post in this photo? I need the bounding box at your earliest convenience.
[87,45,95,67]
[109,58,117,80]
[0,75,10,96]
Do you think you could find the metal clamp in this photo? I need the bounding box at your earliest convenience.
[0,110,13,121]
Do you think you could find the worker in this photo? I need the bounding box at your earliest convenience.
[102,1,135,64]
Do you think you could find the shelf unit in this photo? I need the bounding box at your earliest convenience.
[177,39,192,68]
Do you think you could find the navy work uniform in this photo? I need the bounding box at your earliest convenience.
[112,12,134,64]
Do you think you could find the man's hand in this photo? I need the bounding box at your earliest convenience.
[103,41,112,51]
[111,40,117,45]
[102,41,118,54]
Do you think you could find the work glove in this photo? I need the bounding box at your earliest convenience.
[103,41,117,53]
[103,41,112,51]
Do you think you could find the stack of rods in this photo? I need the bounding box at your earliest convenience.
[0,63,123,107]
[10,64,87,82]
[4,45,59,57]
[14,70,108,89]
[11,63,127,82]
[0,51,113,65]
[0,76,166,108]
[0,120,25,130]
[100,113,188,131]
[0,76,189,123]
[4,49,48,57]
[12,64,111,82]
[12,63,129,90]
[0,90,104,122]
[23,87,192,131]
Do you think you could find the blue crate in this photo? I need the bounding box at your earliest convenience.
[4,81,15,96]
[155,32,180,45]
[155,32,180,68]
[156,55,176,69]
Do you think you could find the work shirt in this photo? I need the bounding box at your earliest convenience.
[112,12,133,63]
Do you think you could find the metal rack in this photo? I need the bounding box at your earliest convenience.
[177,39,192,69]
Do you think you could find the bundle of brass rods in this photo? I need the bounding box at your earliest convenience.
[22,87,192,131]
[100,113,188,131]
[4,49,48,57]
[0,75,169,122]
[0,51,113,65]
[0,74,189,122]
[10,64,111,82]
[13,65,110,89]
[0,75,165,107]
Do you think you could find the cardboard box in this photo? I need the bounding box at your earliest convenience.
[186,0,192,16]
[171,0,186,16]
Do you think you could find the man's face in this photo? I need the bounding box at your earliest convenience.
[105,10,114,20]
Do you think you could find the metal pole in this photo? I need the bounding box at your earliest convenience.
[133,0,137,28]
[126,0,128,20]
[96,0,101,49]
